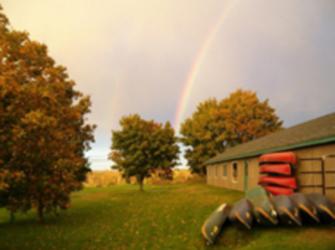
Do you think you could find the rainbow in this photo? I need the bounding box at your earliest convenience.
[173,0,238,133]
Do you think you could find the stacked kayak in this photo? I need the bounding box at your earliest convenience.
[258,152,298,195]
[260,163,292,176]
[201,186,335,245]
[259,152,297,165]
[259,176,297,189]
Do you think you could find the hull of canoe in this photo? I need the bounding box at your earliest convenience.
[307,193,335,224]
[264,185,294,196]
[246,186,278,226]
[259,164,292,176]
[259,176,297,189]
[201,203,231,245]
[260,152,297,165]
[273,195,302,226]
[229,198,254,230]
[290,193,320,223]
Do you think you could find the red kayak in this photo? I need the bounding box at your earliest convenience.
[264,185,294,196]
[260,152,297,165]
[259,176,297,189]
[259,163,292,176]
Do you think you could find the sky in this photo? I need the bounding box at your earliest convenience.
[2,0,335,170]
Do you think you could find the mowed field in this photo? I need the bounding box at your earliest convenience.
[0,183,335,250]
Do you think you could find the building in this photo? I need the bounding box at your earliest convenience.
[205,112,335,196]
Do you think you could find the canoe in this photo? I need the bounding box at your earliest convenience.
[201,203,231,245]
[259,164,292,176]
[307,193,335,224]
[273,195,302,226]
[246,186,278,226]
[260,152,297,165]
[290,193,319,223]
[259,176,297,189]
[229,198,254,230]
[264,185,294,196]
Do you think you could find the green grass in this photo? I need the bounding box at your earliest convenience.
[0,183,334,250]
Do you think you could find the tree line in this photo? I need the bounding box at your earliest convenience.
[0,4,282,222]
[110,90,282,190]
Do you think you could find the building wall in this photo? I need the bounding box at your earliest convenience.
[206,143,335,197]
[294,143,335,196]
[206,158,259,192]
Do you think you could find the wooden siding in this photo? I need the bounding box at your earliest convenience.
[206,143,335,197]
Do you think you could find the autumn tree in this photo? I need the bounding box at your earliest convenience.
[110,114,179,191]
[180,89,282,175]
[179,99,226,175]
[220,89,282,146]
[0,5,95,222]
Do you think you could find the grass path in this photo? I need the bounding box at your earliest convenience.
[0,183,334,250]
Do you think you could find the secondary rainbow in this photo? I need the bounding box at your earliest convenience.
[173,1,238,133]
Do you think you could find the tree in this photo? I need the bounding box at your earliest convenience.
[180,99,226,175]
[109,114,179,191]
[0,5,95,222]
[180,89,282,175]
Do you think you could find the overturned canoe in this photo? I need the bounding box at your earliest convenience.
[201,203,231,245]
[264,185,294,196]
[260,164,292,176]
[260,152,297,165]
[307,193,335,224]
[290,193,319,223]
[246,186,278,226]
[259,176,297,189]
[229,198,254,230]
[273,195,302,226]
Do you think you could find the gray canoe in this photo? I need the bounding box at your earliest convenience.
[290,193,319,223]
[229,198,254,230]
[246,186,278,226]
[273,195,302,226]
[306,193,335,224]
[201,203,231,245]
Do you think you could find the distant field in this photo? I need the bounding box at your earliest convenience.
[84,169,197,187]
[0,183,335,250]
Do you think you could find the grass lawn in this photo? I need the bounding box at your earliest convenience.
[0,183,334,250]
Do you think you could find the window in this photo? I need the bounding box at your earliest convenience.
[215,166,219,177]
[232,162,238,181]
[223,164,227,177]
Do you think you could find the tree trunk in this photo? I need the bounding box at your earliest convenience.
[139,181,143,191]
[136,175,144,191]
[200,166,207,176]
[37,202,45,223]
[125,174,131,184]
[9,211,15,223]
[53,207,60,217]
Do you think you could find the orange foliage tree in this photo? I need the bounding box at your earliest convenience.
[0,5,95,222]
[180,90,283,175]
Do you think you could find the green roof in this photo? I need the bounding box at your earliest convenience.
[205,112,335,165]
